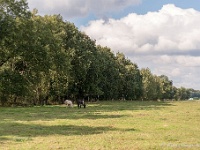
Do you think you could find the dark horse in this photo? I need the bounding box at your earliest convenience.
[77,99,86,108]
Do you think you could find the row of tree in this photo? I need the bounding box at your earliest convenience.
[0,0,199,106]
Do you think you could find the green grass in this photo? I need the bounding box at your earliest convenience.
[0,100,200,150]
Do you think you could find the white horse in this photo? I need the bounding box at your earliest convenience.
[64,100,73,107]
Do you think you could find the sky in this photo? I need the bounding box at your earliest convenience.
[27,0,200,90]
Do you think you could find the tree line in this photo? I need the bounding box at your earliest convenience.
[0,0,199,106]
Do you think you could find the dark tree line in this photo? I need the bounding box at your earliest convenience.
[0,0,198,106]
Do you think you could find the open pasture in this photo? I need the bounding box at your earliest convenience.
[0,100,200,150]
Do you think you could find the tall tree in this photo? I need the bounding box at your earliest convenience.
[64,23,102,99]
[158,75,173,100]
[116,53,142,100]
[97,46,120,100]
[141,68,162,100]
[0,0,31,104]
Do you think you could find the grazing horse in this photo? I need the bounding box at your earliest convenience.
[64,100,73,107]
[77,99,86,108]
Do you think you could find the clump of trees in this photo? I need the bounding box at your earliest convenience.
[0,0,199,106]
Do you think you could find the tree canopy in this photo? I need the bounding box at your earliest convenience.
[0,0,198,106]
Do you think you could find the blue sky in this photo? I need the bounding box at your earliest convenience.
[70,0,200,27]
[27,0,200,90]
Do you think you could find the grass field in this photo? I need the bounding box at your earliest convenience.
[0,100,200,150]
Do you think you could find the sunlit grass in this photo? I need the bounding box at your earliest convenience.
[0,100,200,149]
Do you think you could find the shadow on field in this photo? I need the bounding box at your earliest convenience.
[0,122,134,140]
[0,101,174,121]
[88,101,174,112]
[0,101,172,141]
[0,107,126,122]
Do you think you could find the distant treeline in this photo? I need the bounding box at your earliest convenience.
[0,0,199,106]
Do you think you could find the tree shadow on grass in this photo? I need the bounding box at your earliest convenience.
[0,122,135,142]
[0,101,175,122]
[0,136,10,141]
[0,101,173,142]
[87,101,175,112]
[0,107,126,122]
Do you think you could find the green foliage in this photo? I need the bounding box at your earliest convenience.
[0,0,196,105]
[116,52,142,100]
[0,1,71,105]
[141,68,156,100]
[64,23,100,99]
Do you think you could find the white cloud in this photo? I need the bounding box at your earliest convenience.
[27,0,141,18]
[171,68,181,77]
[176,56,200,67]
[82,4,200,55]
[81,4,200,89]
[139,55,200,89]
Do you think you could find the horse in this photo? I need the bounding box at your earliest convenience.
[76,99,86,108]
[64,100,73,107]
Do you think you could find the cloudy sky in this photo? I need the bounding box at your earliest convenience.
[27,0,200,90]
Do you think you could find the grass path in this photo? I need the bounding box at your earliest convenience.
[0,100,200,150]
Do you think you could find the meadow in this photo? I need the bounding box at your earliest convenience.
[0,100,200,150]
